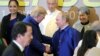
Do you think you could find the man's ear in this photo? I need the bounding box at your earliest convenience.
[17,34,23,39]
[17,34,21,37]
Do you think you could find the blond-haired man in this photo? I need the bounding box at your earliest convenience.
[23,6,52,56]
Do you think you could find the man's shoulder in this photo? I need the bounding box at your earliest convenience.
[2,42,23,56]
[2,44,16,56]
[64,26,80,35]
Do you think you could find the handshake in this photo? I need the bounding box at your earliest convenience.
[44,44,51,54]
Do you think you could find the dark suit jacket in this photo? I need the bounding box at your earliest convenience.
[2,42,24,56]
[23,15,52,56]
[1,12,25,44]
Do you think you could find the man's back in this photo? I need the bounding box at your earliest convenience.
[2,42,24,56]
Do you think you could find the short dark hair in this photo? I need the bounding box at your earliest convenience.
[8,0,19,6]
[11,22,32,40]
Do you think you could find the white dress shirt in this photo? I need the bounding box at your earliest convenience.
[39,9,61,37]
[13,40,24,52]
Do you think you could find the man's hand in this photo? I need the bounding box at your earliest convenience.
[44,44,51,53]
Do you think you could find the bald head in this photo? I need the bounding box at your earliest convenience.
[58,12,70,22]
[56,12,70,28]
[47,0,58,12]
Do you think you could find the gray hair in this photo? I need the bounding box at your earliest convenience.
[79,6,90,15]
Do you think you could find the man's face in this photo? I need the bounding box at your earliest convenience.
[79,11,89,23]
[47,0,57,12]
[22,26,33,47]
[37,14,45,23]
[56,14,65,28]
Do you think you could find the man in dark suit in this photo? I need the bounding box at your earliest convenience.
[23,6,52,56]
[2,22,33,56]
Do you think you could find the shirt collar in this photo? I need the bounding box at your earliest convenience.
[60,24,69,30]
[32,17,39,25]
[47,9,58,15]
[13,40,24,52]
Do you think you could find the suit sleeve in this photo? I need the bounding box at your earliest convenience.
[41,35,52,44]
[72,30,80,49]
[30,37,45,53]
